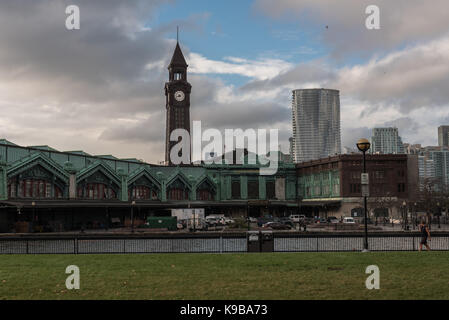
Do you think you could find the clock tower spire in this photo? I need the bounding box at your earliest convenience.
[165,38,192,165]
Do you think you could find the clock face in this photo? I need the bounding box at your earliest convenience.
[174,91,185,102]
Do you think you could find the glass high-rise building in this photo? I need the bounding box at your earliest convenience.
[291,88,341,163]
[438,125,449,147]
[427,150,449,188]
[370,127,405,154]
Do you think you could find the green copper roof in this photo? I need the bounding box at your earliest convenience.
[28,145,59,152]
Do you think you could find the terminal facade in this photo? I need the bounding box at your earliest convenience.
[0,141,410,232]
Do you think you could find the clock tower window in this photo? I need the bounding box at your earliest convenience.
[174,72,183,80]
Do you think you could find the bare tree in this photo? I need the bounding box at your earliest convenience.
[368,192,398,226]
[415,177,447,228]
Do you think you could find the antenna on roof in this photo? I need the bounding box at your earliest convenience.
[177,26,179,42]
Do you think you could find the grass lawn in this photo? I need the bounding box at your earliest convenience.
[0,252,448,300]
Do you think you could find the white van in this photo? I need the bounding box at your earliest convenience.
[343,217,355,224]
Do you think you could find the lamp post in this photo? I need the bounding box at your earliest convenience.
[402,201,407,230]
[413,202,417,230]
[32,201,36,233]
[356,138,371,252]
[131,200,136,233]
[437,202,441,229]
[247,203,250,231]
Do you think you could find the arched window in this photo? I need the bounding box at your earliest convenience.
[197,189,213,201]
[8,178,63,199]
[130,186,150,200]
[196,180,215,201]
[174,72,183,80]
[167,188,189,200]
[166,178,189,201]
[77,183,116,200]
[128,186,159,200]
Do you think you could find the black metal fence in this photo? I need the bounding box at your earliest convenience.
[0,232,448,254]
[0,233,247,254]
[273,232,449,252]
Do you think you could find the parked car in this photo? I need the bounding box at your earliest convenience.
[389,218,401,224]
[257,216,274,227]
[343,217,356,224]
[327,216,339,224]
[262,222,292,230]
[246,217,258,223]
[205,216,220,227]
[222,217,235,225]
[279,217,294,227]
[289,214,305,223]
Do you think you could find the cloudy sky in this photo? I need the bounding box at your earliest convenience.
[1,0,449,163]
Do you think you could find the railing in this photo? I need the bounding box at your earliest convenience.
[0,233,247,254]
[0,232,448,254]
[273,232,449,252]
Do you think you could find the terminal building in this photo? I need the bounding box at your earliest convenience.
[0,140,411,232]
[0,140,298,232]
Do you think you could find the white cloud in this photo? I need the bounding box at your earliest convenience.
[188,53,294,80]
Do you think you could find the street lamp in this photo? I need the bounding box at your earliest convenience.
[437,202,441,229]
[402,201,407,230]
[356,138,371,252]
[131,200,136,233]
[247,203,250,231]
[413,202,417,230]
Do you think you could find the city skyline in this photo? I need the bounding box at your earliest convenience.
[1,1,449,164]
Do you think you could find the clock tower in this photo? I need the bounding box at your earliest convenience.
[165,41,192,165]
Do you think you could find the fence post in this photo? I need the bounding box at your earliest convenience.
[26,239,29,254]
[123,238,126,254]
[74,237,78,254]
[220,234,223,254]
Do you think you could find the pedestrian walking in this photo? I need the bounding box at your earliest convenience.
[418,220,431,251]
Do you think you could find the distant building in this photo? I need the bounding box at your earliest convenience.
[291,88,341,163]
[403,143,422,155]
[438,125,449,147]
[370,127,405,154]
[296,154,409,218]
[426,149,449,188]
[408,145,449,190]
[418,155,436,187]
[342,146,357,154]
[288,137,293,160]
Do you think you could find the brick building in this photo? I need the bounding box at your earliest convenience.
[297,154,409,219]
